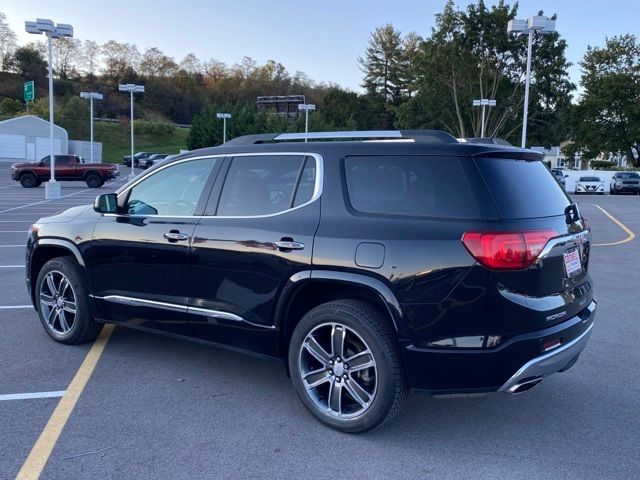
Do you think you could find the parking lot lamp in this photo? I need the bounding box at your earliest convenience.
[216,113,231,144]
[118,84,145,180]
[472,99,497,138]
[508,15,556,148]
[25,19,74,199]
[297,104,316,142]
[80,92,103,163]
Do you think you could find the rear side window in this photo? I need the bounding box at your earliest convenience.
[344,156,478,218]
[475,158,570,219]
[217,155,316,216]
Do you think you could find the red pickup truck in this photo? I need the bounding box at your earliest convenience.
[11,155,120,188]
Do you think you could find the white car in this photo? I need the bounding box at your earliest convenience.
[574,176,605,194]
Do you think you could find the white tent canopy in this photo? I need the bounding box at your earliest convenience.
[0,115,68,161]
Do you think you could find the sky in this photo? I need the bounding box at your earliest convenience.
[2,0,637,92]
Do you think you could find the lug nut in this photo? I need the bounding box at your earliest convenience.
[343,374,348,379]
[336,377,341,383]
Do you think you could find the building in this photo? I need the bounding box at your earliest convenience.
[0,115,68,161]
[531,145,567,168]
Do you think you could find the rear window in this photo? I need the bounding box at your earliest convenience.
[344,156,478,218]
[475,158,570,219]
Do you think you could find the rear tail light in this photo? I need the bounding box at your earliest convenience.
[461,229,558,270]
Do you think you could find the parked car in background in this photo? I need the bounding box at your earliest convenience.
[11,155,119,188]
[25,130,595,433]
[139,153,169,169]
[551,168,568,188]
[574,176,604,194]
[609,171,640,195]
[123,152,156,167]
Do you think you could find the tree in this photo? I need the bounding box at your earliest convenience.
[8,45,48,82]
[359,24,408,125]
[569,35,640,167]
[0,97,23,115]
[179,53,202,74]
[59,96,89,139]
[81,40,101,77]
[102,40,140,79]
[52,37,82,79]
[0,12,17,71]
[395,1,573,146]
[139,47,177,77]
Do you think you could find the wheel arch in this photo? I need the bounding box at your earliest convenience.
[275,270,407,355]
[30,239,86,304]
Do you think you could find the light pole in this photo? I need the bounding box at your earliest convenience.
[297,104,316,142]
[118,84,145,180]
[25,18,73,199]
[508,14,556,148]
[472,99,497,138]
[80,92,103,163]
[216,113,231,143]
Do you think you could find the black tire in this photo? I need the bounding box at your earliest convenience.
[35,257,102,344]
[20,172,38,188]
[85,172,104,188]
[288,300,408,433]
[35,179,43,187]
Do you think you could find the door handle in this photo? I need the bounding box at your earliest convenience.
[163,232,189,242]
[274,240,305,251]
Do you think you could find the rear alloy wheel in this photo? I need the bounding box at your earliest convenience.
[289,300,408,433]
[20,173,37,188]
[36,257,101,344]
[85,172,104,188]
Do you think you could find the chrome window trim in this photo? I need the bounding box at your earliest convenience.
[106,152,324,220]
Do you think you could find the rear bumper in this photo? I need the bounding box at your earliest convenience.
[499,317,593,393]
[401,300,596,393]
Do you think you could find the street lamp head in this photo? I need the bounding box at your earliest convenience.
[25,19,74,37]
[119,84,145,93]
[508,15,555,35]
[81,92,103,100]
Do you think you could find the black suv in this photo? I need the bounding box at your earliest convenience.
[25,130,596,433]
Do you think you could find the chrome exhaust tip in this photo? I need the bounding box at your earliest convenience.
[507,377,543,395]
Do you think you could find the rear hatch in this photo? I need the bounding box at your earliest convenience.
[467,153,593,332]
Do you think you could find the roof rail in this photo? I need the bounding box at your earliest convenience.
[224,129,458,146]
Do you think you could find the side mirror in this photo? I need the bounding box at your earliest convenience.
[94,193,118,214]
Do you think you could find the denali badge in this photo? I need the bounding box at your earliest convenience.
[546,311,567,322]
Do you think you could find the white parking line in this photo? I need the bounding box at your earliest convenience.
[0,305,32,309]
[0,245,24,247]
[0,188,93,214]
[0,391,66,401]
[0,265,24,268]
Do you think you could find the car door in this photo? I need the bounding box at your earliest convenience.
[188,153,322,355]
[86,156,223,335]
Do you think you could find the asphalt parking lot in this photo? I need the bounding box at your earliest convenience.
[0,162,639,480]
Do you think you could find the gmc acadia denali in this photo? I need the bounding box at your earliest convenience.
[25,130,596,433]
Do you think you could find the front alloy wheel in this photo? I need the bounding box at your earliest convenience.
[35,257,102,344]
[39,270,77,334]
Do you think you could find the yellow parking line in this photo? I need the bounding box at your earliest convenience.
[592,205,636,247]
[16,324,114,480]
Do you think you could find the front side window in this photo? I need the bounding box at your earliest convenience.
[125,158,216,216]
[217,155,316,216]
